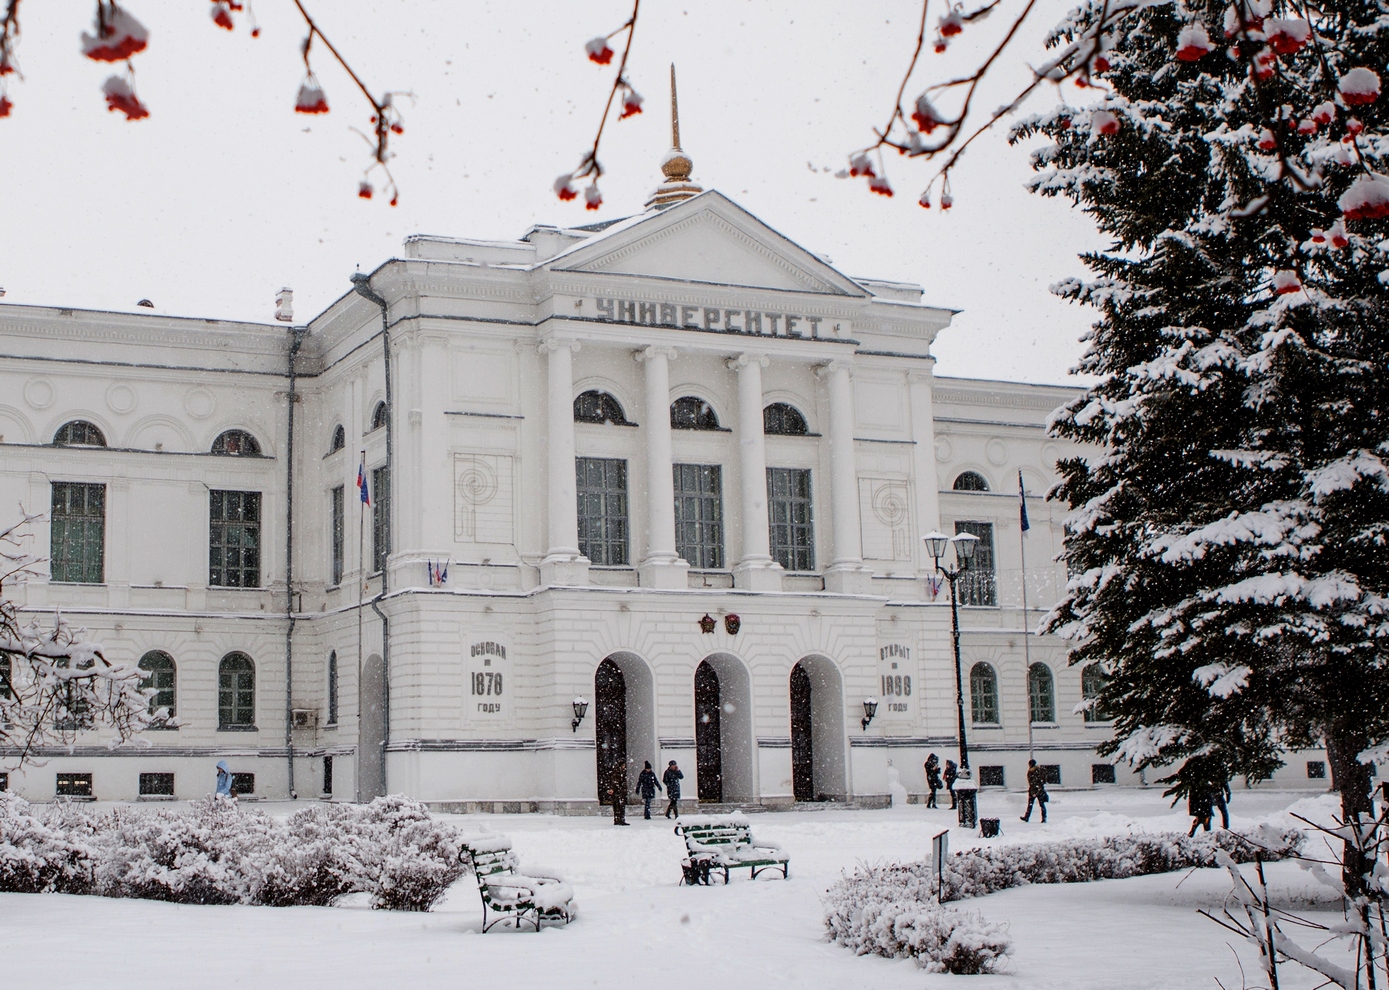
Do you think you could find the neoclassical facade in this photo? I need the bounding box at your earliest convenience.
[0,172,1325,807]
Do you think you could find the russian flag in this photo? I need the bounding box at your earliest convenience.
[357,460,370,506]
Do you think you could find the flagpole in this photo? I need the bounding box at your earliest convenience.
[1018,471,1035,763]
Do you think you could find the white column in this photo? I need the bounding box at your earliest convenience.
[539,334,589,586]
[729,352,781,591]
[820,360,872,594]
[636,345,688,589]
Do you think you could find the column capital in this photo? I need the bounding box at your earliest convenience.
[815,359,854,380]
[538,334,581,356]
[725,352,770,372]
[634,345,678,363]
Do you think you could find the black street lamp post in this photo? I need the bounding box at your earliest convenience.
[924,530,980,829]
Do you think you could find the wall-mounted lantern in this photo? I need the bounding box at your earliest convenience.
[861,697,879,732]
[571,696,589,733]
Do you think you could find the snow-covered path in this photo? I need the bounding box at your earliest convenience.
[0,789,1345,989]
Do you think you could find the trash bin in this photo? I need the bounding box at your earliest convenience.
[980,817,1000,838]
[956,786,978,829]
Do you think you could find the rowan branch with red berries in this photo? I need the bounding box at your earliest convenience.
[554,0,643,212]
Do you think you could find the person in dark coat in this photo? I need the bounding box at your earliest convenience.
[662,760,684,819]
[944,759,959,810]
[924,753,942,809]
[1188,786,1214,836]
[636,761,661,820]
[605,766,629,826]
[1020,759,1049,823]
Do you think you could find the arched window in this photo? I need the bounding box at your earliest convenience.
[327,650,339,725]
[763,402,808,436]
[53,420,107,447]
[970,662,999,725]
[329,424,346,453]
[1028,662,1056,724]
[370,402,388,431]
[953,471,990,492]
[218,653,256,729]
[573,390,631,425]
[671,396,720,430]
[211,430,261,456]
[1081,664,1112,723]
[138,650,176,719]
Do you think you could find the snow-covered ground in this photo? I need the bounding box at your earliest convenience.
[0,788,1351,989]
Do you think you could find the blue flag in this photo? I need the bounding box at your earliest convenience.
[1018,471,1030,532]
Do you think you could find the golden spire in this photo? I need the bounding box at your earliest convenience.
[646,64,702,209]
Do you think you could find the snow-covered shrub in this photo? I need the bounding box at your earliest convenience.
[824,862,1011,973]
[351,796,468,911]
[87,800,248,904]
[0,792,91,894]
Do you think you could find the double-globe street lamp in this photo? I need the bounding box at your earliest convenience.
[923,530,980,829]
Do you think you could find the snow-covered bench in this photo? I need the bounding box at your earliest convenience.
[459,833,577,932]
[674,814,789,884]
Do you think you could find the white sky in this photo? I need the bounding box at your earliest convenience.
[0,0,1100,385]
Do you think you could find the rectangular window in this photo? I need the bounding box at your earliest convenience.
[767,468,815,572]
[323,755,333,796]
[231,772,256,795]
[576,457,629,566]
[331,485,345,586]
[209,490,261,588]
[56,772,93,798]
[0,772,7,792]
[1092,764,1117,785]
[327,651,339,725]
[953,520,997,606]
[139,772,175,796]
[979,765,1006,787]
[673,463,724,569]
[50,482,105,583]
[1040,764,1062,786]
[371,466,390,574]
[1307,760,1327,779]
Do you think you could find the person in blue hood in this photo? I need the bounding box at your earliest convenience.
[215,760,234,798]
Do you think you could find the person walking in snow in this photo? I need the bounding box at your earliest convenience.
[636,761,661,820]
[944,759,959,810]
[925,753,942,809]
[214,760,234,800]
[1187,786,1214,836]
[1212,778,1231,830]
[1020,759,1049,823]
[662,760,684,819]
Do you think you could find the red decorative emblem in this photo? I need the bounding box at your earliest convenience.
[724,614,741,635]
[698,613,717,634]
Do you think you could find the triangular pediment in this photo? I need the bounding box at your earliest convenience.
[545,192,868,297]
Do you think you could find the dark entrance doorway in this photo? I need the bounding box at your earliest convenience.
[595,659,627,801]
[790,662,814,801]
[695,660,723,802]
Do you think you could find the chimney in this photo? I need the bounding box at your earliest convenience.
[275,287,294,323]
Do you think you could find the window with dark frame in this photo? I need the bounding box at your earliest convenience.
[979,765,1006,787]
[371,466,389,574]
[209,490,261,588]
[953,520,997,606]
[370,402,388,432]
[53,420,106,447]
[1308,760,1327,779]
[767,467,814,571]
[573,390,632,426]
[56,773,93,797]
[673,463,724,569]
[0,656,9,699]
[323,755,333,796]
[1092,764,1117,784]
[211,430,262,456]
[953,471,990,491]
[1028,662,1057,723]
[231,772,256,795]
[970,662,1000,724]
[50,482,105,584]
[1040,764,1062,785]
[670,396,721,430]
[139,772,175,796]
[137,650,176,721]
[331,486,345,586]
[327,650,339,725]
[576,457,629,565]
[53,658,93,730]
[1081,664,1112,722]
[0,772,8,792]
[763,403,808,436]
[218,653,256,730]
[329,424,346,453]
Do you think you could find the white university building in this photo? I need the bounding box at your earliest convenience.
[0,140,1327,808]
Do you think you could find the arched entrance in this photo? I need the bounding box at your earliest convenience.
[595,659,627,801]
[790,655,848,801]
[693,653,755,803]
[695,661,722,801]
[593,652,656,802]
[790,662,814,801]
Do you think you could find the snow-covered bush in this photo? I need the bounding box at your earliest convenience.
[825,862,1011,973]
[0,793,465,910]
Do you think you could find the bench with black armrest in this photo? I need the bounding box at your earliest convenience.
[459,832,577,932]
[673,814,789,885]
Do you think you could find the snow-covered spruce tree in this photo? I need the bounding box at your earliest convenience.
[1015,0,1389,893]
[1,512,157,766]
